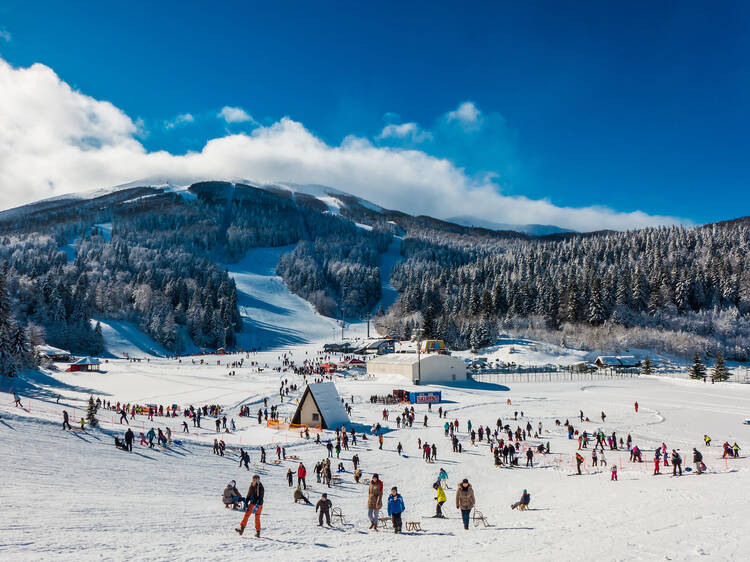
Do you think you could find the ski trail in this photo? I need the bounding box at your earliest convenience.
[374,236,402,314]
[227,246,339,349]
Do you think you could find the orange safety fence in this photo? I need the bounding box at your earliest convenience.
[267,419,322,433]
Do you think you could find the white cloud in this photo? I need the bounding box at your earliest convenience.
[377,122,433,143]
[218,106,255,124]
[0,29,10,42]
[164,113,194,129]
[0,57,689,232]
[445,101,482,131]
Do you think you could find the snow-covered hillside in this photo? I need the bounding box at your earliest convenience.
[228,246,341,348]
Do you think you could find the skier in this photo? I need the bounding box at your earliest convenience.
[14,393,22,407]
[367,473,383,531]
[434,480,447,518]
[575,452,584,475]
[119,409,129,424]
[455,478,476,530]
[316,493,333,526]
[236,474,264,537]
[387,487,405,534]
[62,410,71,430]
[182,421,189,433]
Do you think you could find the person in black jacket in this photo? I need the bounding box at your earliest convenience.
[124,428,134,451]
[236,475,264,537]
[693,448,704,474]
[316,493,333,526]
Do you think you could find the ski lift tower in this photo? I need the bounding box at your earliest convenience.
[415,327,424,384]
[361,312,371,339]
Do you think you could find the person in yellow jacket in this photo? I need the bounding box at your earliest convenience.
[433,480,447,518]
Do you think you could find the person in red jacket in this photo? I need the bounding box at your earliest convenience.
[297,462,307,489]
[634,401,639,413]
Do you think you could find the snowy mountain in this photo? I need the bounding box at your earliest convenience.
[447,215,575,236]
[0,179,748,365]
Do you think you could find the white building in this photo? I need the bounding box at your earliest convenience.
[290,382,350,430]
[366,353,467,384]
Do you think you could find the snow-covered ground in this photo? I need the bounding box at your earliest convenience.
[95,319,171,358]
[9,244,747,560]
[2,350,749,561]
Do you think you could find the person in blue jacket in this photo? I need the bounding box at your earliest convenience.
[387,487,405,534]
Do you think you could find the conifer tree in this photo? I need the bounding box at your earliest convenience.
[688,353,707,380]
[641,357,654,375]
[710,352,730,382]
[86,395,99,428]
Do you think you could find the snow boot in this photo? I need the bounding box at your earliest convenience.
[255,530,261,538]
[235,526,245,536]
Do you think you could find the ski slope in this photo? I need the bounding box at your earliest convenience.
[228,246,345,349]
[2,351,749,561]
[95,319,171,358]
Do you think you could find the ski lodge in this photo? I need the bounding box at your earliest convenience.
[290,382,350,430]
[36,345,71,362]
[354,339,396,355]
[66,356,101,372]
[366,353,467,384]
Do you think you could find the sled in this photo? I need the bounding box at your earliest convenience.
[472,509,490,527]
[405,521,423,532]
[331,507,345,525]
[377,517,392,529]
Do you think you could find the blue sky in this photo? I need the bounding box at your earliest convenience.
[0,0,748,225]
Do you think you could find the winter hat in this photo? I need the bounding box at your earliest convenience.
[462,478,469,484]
[229,480,236,487]
[523,489,527,494]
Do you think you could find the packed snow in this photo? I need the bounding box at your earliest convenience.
[94,319,171,359]
[2,346,749,561]
[3,243,748,561]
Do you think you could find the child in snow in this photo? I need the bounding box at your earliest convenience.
[387,487,405,534]
[434,480,447,518]
[316,493,333,526]
[611,465,618,481]
[293,485,312,505]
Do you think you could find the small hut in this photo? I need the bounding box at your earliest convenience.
[66,357,101,372]
[291,382,350,430]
